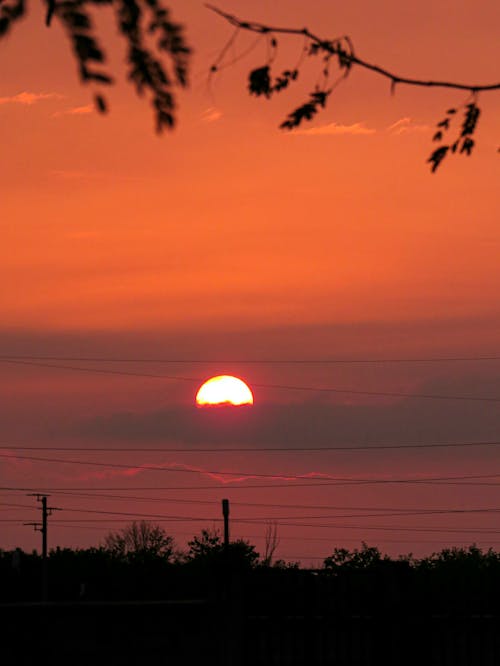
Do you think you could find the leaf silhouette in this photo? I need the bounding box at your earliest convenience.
[279,90,330,130]
[248,66,272,97]
[94,94,108,113]
[427,146,449,173]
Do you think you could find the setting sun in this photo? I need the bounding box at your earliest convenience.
[195,375,254,406]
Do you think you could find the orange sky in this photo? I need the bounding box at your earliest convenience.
[1,1,499,563]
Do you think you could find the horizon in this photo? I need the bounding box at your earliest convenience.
[1,0,499,565]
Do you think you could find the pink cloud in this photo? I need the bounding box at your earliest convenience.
[292,121,376,136]
[0,91,62,106]
[388,117,430,135]
[73,460,240,483]
[290,118,430,138]
[71,458,391,486]
[201,107,223,123]
[2,450,476,489]
[52,104,94,118]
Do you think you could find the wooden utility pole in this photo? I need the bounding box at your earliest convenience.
[25,494,60,602]
[222,498,230,549]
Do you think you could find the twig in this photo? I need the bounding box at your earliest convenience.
[206,4,500,94]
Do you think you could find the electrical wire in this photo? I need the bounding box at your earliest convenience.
[42,525,500,545]
[232,520,500,534]
[2,438,500,452]
[0,490,433,510]
[7,516,500,534]
[9,499,500,529]
[2,358,500,403]
[6,495,500,519]
[2,452,500,485]
[2,354,500,364]
[13,522,500,552]
[1,518,217,524]
[2,477,500,490]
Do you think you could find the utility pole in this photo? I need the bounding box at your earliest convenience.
[222,498,230,549]
[25,494,61,602]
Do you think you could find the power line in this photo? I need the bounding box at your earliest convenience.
[2,358,500,403]
[0,518,216,524]
[2,451,500,485]
[8,501,500,521]
[3,489,488,513]
[6,493,500,517]
[1,502,45,510]
[12,521,500,550]
[243,508,500,519]
[3,438,500,452]
[5,517,500,534]
[24,493,61,602]
[35,506,219,521]
[42,525,500,545]
[7,493,500,525]
[3,476,500,490]
[0,358,193,381]
[233,520,500,535]
[2,354,500,364]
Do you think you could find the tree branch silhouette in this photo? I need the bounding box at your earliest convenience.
[207,4,499,172]
[0,0,191,132]
[1,1,498,169]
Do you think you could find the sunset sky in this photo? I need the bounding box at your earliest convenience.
[1,0,499,564]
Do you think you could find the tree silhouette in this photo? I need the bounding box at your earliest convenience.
[0,0,191,132]
[262,521,280,567]
[1,2,498,169]
[187,527,259,569]
[186,527,223,560]
[323,542,387,571]
[103,520,175,560]
[207,5,499,172]
[417,544,500,572]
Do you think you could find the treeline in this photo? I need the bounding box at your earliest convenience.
[2,522,500,614]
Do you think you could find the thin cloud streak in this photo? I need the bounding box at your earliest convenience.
[201,107,223,123]
[52,104,94,118]
[0,91,63,106]
[78,381,500,448]
[30,455,421,486]
[290,117,431,138]
[72,459,339,484]
[388,117,430,135]
[292,121,376,136]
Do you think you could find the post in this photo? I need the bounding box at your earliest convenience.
[26,494,60,603]
[41,495,48,603]
[221,497,231,663]
[222,498,230,549]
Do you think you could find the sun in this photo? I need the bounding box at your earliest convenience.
[196,375,254,407]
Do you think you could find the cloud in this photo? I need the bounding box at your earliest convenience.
[388,118,430,135]
[0,93,96,118]
[0,91,63,106]
[78,382,500,450]
[292,121,376,136]
[52,104,94,118]
[73,458,377,485]
[201,107,222,123]
[290,117,431,138]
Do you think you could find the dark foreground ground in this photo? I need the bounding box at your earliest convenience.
[2,598,500,666]
[4,558,500,665]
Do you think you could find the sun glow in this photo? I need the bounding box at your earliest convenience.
[195,375,254,406]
